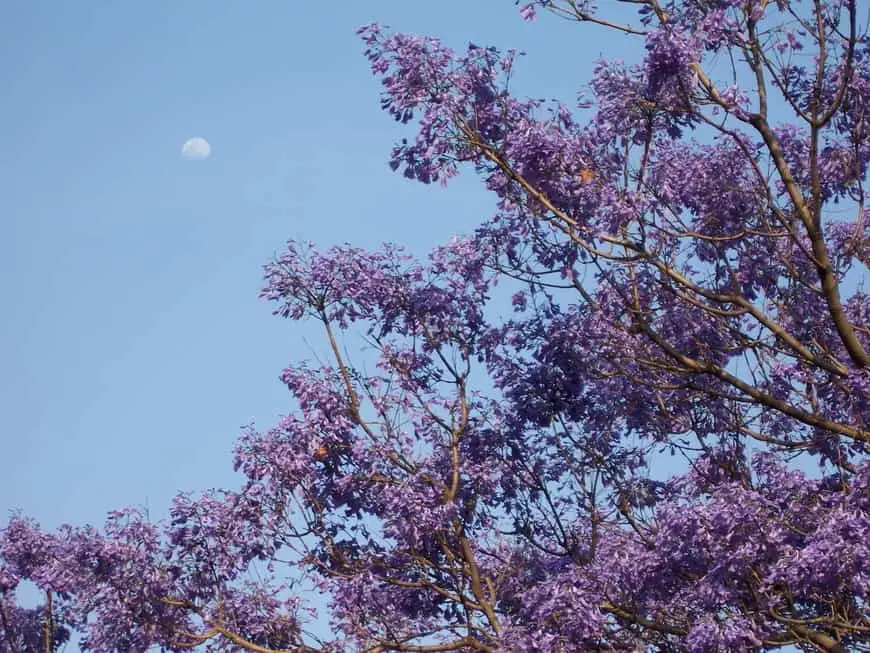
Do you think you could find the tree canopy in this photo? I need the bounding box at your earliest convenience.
[2,1,869,651]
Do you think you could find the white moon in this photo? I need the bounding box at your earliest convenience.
[181,137,211,160]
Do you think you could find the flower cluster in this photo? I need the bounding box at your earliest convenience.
[2,1,868,651]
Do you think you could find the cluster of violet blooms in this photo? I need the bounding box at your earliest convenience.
[2,1,869,651]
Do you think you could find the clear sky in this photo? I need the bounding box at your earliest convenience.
[0,6,647,648]
[1,1,642,534]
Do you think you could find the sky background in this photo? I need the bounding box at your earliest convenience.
[0,2,649,641]
[1,0,645,534]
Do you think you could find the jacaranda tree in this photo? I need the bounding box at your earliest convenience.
[2,1,868,651]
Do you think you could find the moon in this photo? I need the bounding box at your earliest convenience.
[181,137,211,160]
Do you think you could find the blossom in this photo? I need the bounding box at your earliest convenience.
[2,2,869,651]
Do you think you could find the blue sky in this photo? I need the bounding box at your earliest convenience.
[0,20,674,652]
[1,1,642,533]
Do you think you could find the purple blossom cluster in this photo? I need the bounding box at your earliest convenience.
[3,1,869,652]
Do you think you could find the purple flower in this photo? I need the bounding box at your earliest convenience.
[2,2,869,651]
[519,3,537,22]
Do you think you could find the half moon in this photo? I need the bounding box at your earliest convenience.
[181,137,211,160]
